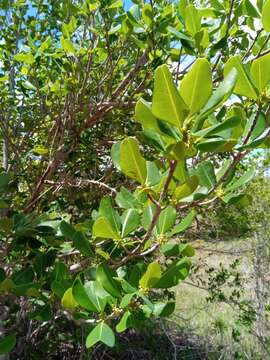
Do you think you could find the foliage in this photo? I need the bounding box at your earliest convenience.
[1,0,270,356]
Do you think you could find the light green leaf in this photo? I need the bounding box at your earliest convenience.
[115,187,139,209]
[250,53,270,92]
[60,37,76,54]
[194,69,238,131]
[193,116,241,138]
[224,56,258,99]
[135,99,160,133]
[121,209,140,237]
[99,196,121,233]
[14,52,35,64]
[157,206,176,235]
[92,217,120,240]
[0,334,16,355]
[262,0,270,31]
[146,161,161,186]
[86,321,115,348]
[185,4,201,36]
[180,58,212,115]
[139,262,162,289]
[116,311,132,332]
[61,287,78,310]
[174,176,199,200]
[142,204,156,230]
[120,137,147,184]
[152,64,188,129]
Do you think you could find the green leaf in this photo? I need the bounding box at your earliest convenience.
[139,262,162,289]
[195,161,216,189]
[121,209,140,237]
[99,196,121,233]
[61,287,78,310]
[92,217,120,240]
[86,321,115,348]
[142,204,156,230]
[180,58,212,115]
[174,176,199,200]
[111,141,121,170]
[146,161,161,186]
[96,263,122,298]
[0,334,16,355]
[193,116,241,139]
[60,221,94,256]
[116,311,132,332]
[72,278,98,312]
[60,37,76,54]
[157,206,176,235]
[155,258,191,288]
[185,5,201,36]
[194,69,238,131]
[197,138,237,153]
[142,3,152,26]
[120,137,147,184]
[153,302,175,317]
[170,210,196,236]
[160,243,195,257]
[250,53,270,92]
[135,99,160,133]
[14,52,35,64]
[224,56,258,99]
[115,187,139,209]
[225,168,255,192]
[152,64,188,129]
[31,304,52,321]
[262,0,270,31]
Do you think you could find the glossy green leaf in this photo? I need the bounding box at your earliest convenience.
[146,161,161,186]
[197,138,237,153]
[142,204,156,230]
[225,168,255,192]
[262,0,270,31]
[60,37,76,54]
[96,263,122,298]
[0,334,16,355]
[139,262,162,289]
[99,196,121,233]
[72,278,98,312]
[92,217,120,240]
[170,210,196,236]
[115,187,139,209]
[152,64,188,129]
[61,288,78,310]
[161,243,195,257]
[194,69,238,131]
[157,206,176,234]
[196,161,216,189]
[224,56,258,99]
[155,258,191,288]
[121,209,140,237]
[14,52,35,64]
[250,53,270,92]
[174,176,199,200]
[120,137,147,184]
[135,99,160,133]
[86,321,115,348]
[180,58,212,114]
[193,116,241,139]
[116,311,132,332]
[185,5,201,36]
